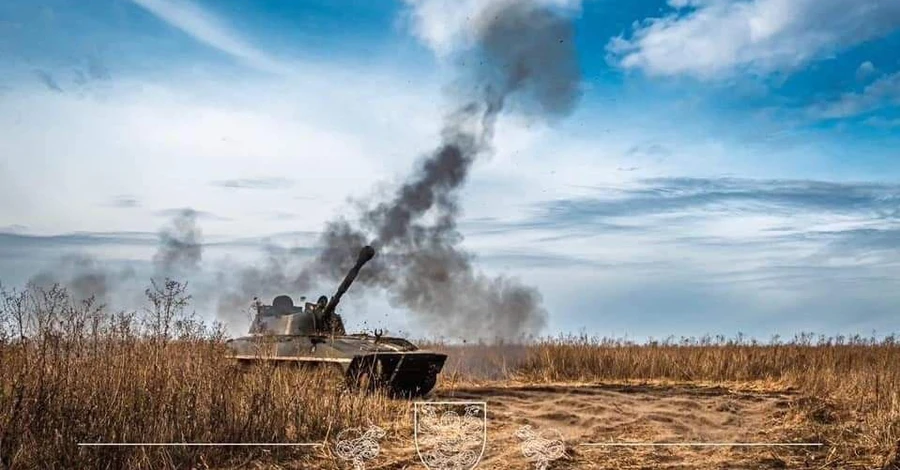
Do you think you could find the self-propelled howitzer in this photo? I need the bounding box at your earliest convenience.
[224,245,447,397]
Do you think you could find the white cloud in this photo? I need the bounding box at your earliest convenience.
[809,71,900,118]
[856,60,877,82]
[379,175,900,336]
[0,68,443,237]
[129,0,293,74]
[6,174,900,338]
[608,0,900,79]
[8,0,898,339]
[401,0,582,57]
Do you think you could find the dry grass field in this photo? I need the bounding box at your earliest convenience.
[1,281,898,469]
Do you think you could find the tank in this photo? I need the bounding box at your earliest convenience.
[225,245,447,397]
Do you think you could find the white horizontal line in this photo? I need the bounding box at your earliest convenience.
[580,443,823,447]
[78,443,323,447]
[415,401,488,406]
[230,355,352,363]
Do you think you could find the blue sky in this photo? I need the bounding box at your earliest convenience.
[1,0,899,340]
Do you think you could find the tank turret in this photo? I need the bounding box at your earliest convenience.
[249,246,375,336]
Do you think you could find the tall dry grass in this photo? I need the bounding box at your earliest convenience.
[2,279,898,468]
[509,334,900,468]
[0,280,407,470]
[422,335,899,466]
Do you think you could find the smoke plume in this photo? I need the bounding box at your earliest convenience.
[308,0,582,340]
[153,208,203,276]
[214,245,314,331]
[27,255,112,304]
[14,1,582,341]
[24,210,202,307]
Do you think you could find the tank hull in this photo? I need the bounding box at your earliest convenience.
[225,334,447,397]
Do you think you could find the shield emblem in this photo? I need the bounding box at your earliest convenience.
[414,401,487,470]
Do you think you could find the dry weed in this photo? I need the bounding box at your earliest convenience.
[1,282,897,468]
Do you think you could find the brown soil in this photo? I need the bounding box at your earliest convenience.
[372,382,826,470]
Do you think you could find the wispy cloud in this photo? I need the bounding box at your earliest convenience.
[0,231,157,251]
[29,58,112,95]
[856,61,878,82]
[0,229,325,253]
[625,143,671,161]
[864,116,900,129]
[153,208,230,221]
[528,177,900,222]
[34,69,62,92]
[107,195,141,208]
[85,55,111,81]
[482,177,900,276]
[608,0,900,80]
[459,176,900,335]
[400,0,583,57]
[3,175,900,337]
[808,71,900,119]
[211,177,294,190]
[478,249,608,269]
[128,0,292,74]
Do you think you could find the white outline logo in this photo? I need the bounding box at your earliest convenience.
[414,401,487,470]
[515,424,566,470]
[334,424,386,470]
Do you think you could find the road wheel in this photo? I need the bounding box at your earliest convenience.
[347,359,383,394]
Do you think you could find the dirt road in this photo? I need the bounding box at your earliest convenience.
[373,382,825,469]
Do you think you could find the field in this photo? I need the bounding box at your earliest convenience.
[1,281,898,469]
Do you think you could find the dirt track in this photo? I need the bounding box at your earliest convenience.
[375,382,826,470]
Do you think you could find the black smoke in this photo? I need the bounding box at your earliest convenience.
[153,208,202,276]
[14,1,583,341]
[305,0,582,340]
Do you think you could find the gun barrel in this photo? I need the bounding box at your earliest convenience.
[323,245,375,316]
